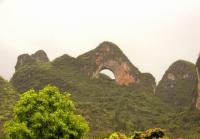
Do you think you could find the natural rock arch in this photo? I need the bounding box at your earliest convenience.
[100,69,115,79]
[78,41,155,88]
[78,41,140,86]
[93,59,136,85]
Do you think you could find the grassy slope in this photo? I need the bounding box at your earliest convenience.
[9,55,200,139]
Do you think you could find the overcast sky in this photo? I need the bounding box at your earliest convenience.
[0,0,200,82]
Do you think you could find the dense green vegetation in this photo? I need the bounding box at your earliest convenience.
[4,86,89,139]
[8,54,200,139]
[0,77,18,139]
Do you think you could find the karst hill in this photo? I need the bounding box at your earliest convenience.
[0,41,200,138]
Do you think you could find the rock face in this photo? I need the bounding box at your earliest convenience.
[195,56,200,110]
[156,60,198,108]
[78,41,155,87]
[15,50,49,70]
[31,50,49,63]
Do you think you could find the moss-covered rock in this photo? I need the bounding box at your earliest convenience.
[15,50,49,71]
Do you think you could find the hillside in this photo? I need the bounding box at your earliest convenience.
[0,42,199,138]
[156,60,198,109]
[0,76,18,139]
[196,56,200,110]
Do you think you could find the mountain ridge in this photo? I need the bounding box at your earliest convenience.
[0,41,200,138]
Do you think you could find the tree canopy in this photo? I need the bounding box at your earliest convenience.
[4,85,89,139]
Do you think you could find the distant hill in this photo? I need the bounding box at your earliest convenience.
[0,41,200,138]
[156,60,198,109]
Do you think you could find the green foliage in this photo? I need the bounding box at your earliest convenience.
[4,85,89,139]
[107,132,128,139]
[0,76,18,139]
[107,128,168,139]
[132,128,168,139]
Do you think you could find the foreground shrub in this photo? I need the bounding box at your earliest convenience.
[133,128,169,139]
[107,132,129,139]
[4,85,89,139]
[107,128,169,139]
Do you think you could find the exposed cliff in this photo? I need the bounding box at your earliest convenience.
[15,50,49,71]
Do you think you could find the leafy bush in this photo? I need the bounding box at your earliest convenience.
[4,85,89,139]
[107,128,168,139]
[107,132,128,139]
[132,128,168,139]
